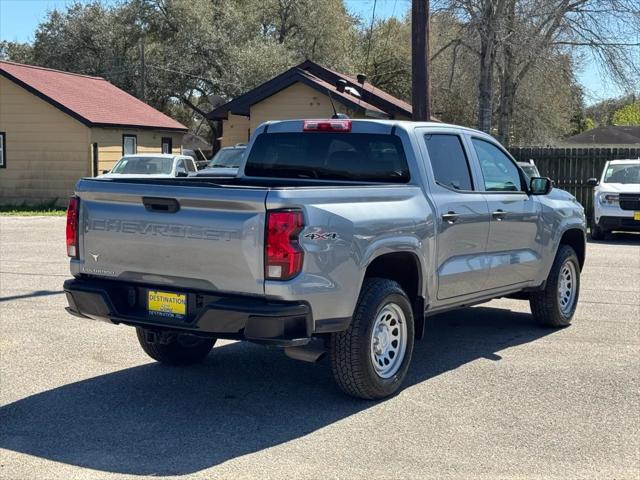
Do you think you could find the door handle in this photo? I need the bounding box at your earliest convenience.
[492,209,506,221]
[441,212,460,224]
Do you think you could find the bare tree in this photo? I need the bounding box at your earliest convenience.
[441,0,640,141]
[496,0,640,145]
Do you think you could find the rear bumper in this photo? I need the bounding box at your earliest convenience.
[596,215,640,232]
[63,277,313,346]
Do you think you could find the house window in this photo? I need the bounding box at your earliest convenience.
[0,132,6,168]
[161,137,172,154]
[122,134,137,155]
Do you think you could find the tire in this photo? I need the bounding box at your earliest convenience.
[530,245,580,328]
[329,278,415,400]
[136,328,216,365]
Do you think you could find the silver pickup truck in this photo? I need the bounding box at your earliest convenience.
[64,119,586,399]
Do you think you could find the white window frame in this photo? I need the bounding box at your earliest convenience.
[0,132,5,168]
[122,134,137,156]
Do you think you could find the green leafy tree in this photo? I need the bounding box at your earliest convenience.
[612,102,640,125]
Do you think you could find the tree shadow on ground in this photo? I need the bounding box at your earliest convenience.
[0,305,555,476]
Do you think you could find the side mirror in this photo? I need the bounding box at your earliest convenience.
[530,177,553,195]
[175,167,188,177]
[102,170,109,174]
[586,178,598,187]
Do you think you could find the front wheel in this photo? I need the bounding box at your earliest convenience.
[530,245,580,327]
[329,278,415,400]
[136,328,216,365]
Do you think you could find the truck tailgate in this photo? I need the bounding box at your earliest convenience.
[73,179,267,294]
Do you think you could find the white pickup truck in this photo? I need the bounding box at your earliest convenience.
[587,159,640,239]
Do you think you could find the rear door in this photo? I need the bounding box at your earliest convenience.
[418,129,491,300]
[467,136,542,289]
[76,179,268,294]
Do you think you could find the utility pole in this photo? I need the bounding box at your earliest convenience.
[411,0,431,121]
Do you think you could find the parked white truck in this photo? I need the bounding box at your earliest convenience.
[587,159,640,239]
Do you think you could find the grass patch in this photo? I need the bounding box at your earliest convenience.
[0,200,67,216]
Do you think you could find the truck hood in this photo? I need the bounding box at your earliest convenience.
[548,186,577,201]
[596,182,640,193]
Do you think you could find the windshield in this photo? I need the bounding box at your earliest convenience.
[111,156,174,175]
[603,164,640,184]
[208,148,245,168]
[520,165,540,178]
[244,133,410,182]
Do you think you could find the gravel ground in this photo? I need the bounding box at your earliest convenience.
[1,216,638,480]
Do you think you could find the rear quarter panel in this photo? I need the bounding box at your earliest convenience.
[265,186,434,321]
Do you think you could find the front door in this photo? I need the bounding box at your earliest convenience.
[468,137,542,289]
[420,131,491,300]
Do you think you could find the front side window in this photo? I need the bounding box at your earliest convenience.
[472,138,523,192]
[245,133,409,183]
[0,132,5,168]
[423,134,473,191]
[123,135,137,155]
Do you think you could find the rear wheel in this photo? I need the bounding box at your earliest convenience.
[329,278,415,400]
[530,245,580,328]
[136,328,216,365]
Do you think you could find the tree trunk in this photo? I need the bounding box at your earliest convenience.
[497,75,515,146]
[477,33,496,133]
[476,0,501,134]
[496,0,518,146]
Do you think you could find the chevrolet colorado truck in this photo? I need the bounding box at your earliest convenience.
[64,119,586,399]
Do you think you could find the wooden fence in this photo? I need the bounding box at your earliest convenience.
[509,147,640,220]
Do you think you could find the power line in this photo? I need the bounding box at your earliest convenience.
[364,0,378,74]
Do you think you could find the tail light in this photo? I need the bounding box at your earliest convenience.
[265,210,304,280]
[66,196,79,258]
[303,119,351,132]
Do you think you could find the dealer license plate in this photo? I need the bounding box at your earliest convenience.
[148,290,186,318]
[634,211,640,221]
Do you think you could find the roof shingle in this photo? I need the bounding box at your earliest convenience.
[0,61,186,131]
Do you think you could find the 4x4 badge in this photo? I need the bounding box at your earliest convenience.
[303,232,339,240]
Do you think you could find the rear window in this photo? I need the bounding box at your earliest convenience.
[244,133,410,182]
[111,156,174,175]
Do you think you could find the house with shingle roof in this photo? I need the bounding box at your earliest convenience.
[563,125,640,146]
[207,60,432,147]
[0,61,187,205]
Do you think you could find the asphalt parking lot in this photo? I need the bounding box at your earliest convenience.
[0,216,638,480]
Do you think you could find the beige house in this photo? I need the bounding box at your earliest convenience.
[0,61,187,205]
[208,61,417,147]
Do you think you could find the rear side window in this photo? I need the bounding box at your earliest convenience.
[244,133,410,183]
[424,134,473,191]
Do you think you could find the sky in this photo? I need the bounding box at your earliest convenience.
[0,0,628,105]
